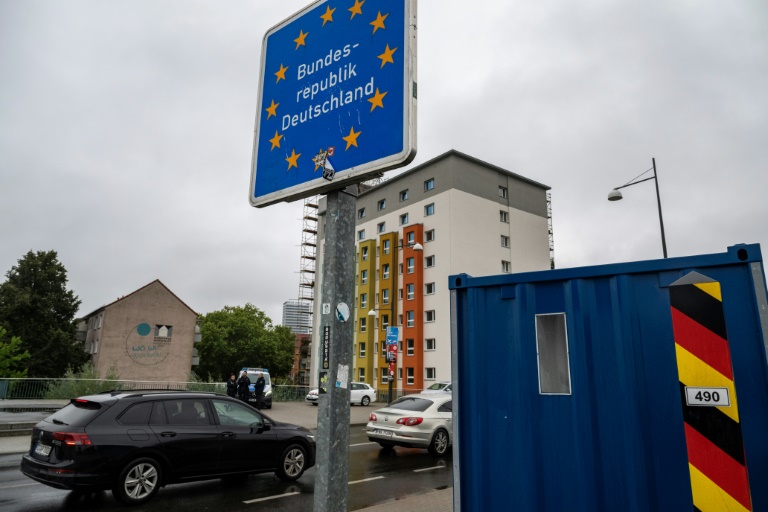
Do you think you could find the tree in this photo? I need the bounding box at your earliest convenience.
[197,304,296,382]
[0,250,88,378]
[0,326,30,378]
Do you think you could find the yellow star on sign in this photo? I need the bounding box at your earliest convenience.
[274,64,288,83]
[368,88,387,112]
[349,0,365,19]
[370,11,388,34]
[294,29,308,50]
[377,44,397,68]
[286,149,301,170]
[342,127,361,150]
[269,131,283,150]
[320,5,336,26]
[265,99,279,119]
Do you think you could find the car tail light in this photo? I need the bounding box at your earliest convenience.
[369,413,377,421]
[53,432,92,446]
[396,417,423,426]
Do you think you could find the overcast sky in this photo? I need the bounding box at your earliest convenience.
[1,0,766,325]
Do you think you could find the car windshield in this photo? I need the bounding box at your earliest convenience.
[426,383,446,390]
[388,396,433,412]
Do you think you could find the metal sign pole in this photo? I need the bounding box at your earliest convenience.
[314,186,357,512]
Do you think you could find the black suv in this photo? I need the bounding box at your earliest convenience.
[21,390,316,505]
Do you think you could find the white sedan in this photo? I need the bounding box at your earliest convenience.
[306,382,376,406]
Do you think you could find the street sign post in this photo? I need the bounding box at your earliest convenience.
[250,0,417,207]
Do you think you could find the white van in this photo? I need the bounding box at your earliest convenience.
[239,367,273,409]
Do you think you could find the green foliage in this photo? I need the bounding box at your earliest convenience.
[44,363,120,399]
[197,304,297,382]
[0,250,88,378]
[185,371,226,393]
[0,326,30,378]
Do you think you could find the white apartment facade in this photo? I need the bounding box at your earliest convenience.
[309,150,552,393]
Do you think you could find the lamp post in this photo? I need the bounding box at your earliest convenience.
[369,241,422,404]
[608,157,668,258]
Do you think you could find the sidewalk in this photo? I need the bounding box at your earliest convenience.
[0,399,454,511]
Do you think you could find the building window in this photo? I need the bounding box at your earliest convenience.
[360,317,367,332]
[382,288,390,304]
[502,260,511,273]
[358,229,366,240]
[501,235,510,248]
[425,282,435,295]
[407,257,415,273]
[424,203,435,216]
[499,186,508,198]
[382,343,387,356]
[425,229,435,242]
[536,313,571,395]
[359,342,366,357]
[407,338,415,355]
[407,231,415,244]
[361,246,369,261]
[425,310,436,322]
[398,314,403,326]
[382,314,389,329]
[361,269,368,284]
[378,198,386,210]
[424,178,434,191]
[425,338,436,351]
[358,208,366,219]
[406,311,414,327]
[360,293,367,309]
[425,255,435,268]
[383,239,390,254]
[359,367,366,382]
[407,367,415,385]
[399,189,409,201]
[398,368,403,380]
[398,288,403,300]
[406,283,415,300]
[381,368,389,381]
[400,213,409,225]
[398,263,403,275]
[377,222,386,234]
[426,367,436,380]
[500,210,509,223]
[382,264,390,279]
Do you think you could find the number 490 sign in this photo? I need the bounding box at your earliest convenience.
[685,386,731,407]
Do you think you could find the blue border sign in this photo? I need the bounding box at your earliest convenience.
[249,0,417,207]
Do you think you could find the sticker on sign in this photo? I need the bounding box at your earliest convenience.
[685,387,731,407]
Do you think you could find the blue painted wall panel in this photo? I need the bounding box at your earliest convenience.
[450,245,768,511]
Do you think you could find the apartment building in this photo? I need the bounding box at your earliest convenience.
[310,150,552,393]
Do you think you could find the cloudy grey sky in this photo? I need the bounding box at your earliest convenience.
[1,0,766,324]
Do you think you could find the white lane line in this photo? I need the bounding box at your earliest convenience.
[350,442,377,447]
[413,466,446,473]
[243,491,300,504]
[349,476,385,485]
[0,482,40,489]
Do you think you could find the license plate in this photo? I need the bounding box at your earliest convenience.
[34,443,52,456]
[375,429,393,437]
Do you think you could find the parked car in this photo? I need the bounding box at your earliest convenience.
[20,390,315,506]
[421,381,452,394]
[366,393,452,456]
[306,382,376,406]
[239,367,273,409]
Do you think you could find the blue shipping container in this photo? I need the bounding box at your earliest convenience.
[449,244,768,511]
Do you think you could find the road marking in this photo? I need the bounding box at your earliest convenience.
[349,476,385,485]
[350,442,376,447]
[0,482,40,490]
[413,466,446,473]
[243,491,300,504]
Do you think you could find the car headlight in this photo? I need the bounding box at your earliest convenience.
[265,390,272,397]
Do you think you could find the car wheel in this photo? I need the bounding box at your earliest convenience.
[361,395,370,406]
[428,429,450,456]
[312,403,318,406]
[276,444,307,482]
[113,457,162,505]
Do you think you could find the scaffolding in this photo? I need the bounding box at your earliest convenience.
[296,195,319,385]
[547,192,555,269]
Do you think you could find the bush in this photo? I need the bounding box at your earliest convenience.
[44,363,120,399]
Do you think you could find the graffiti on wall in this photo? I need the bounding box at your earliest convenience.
[125,322,173,365]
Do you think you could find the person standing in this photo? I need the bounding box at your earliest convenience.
[226,373,237,398]
[254,373,266,410]
[237,371,251,403]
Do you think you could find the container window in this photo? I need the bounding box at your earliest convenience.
[535,313,571,395]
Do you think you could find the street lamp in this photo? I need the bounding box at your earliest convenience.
[608,157,668,258]
[368,241,422,404]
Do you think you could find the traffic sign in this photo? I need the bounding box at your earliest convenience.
[250,0,417,207]
[386,326,399,345]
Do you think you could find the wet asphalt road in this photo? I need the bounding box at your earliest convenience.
[0,427,453,512]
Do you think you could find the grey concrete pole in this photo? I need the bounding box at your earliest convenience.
[313,186,357,512]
